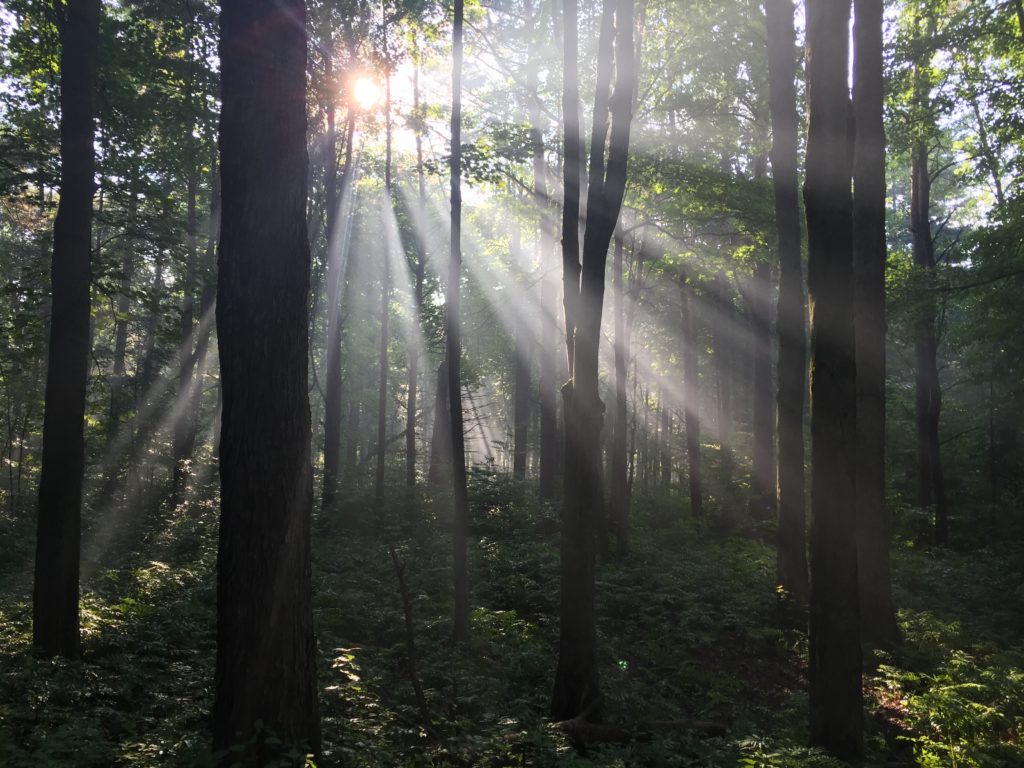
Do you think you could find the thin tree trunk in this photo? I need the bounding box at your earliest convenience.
[749,257,775,519]
[406,52,427,489]
[853,0,899,647]
[449,0,471,644]
[610,232,629,551]
[213,0,320,759]
[33,0,100,659]
[376,73,394,504]
[512,225,530,480]
[680,277,702,516]
[765,0,808,601]
[804,0,863,760]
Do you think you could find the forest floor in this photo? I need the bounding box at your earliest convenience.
[1,469,1023,767]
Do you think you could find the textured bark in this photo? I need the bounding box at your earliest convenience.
[33,0,100,660]
[765,0,807,602]
[552,0,634,722]
[680,279,702,516]
[804,0,863,760]
[449,0,471,644]
[213,0,320,760]
[853,0,899,648]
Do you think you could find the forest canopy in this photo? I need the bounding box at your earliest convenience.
[1,0,1023,766]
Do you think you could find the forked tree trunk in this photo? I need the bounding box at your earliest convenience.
[804,0,863,760]
[853,0,899,647]
[33,0,101,660]
[213,0,320,759]
[765,0,807,601]
[552,0,634,722]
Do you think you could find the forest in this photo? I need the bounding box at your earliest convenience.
[1,0,1023,765]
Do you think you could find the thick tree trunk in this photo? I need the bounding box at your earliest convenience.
[213,0,320,759]
[765,0,808,602]
[450,0,471,644]
[853,0,899,648]
[552,0,634,722]
[680,278,702,516]
[804,0,863,760]
[33,0,101,660]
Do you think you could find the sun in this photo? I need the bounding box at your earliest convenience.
[352,75,384,111]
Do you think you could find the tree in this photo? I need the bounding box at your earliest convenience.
[853,0,900,647]
[679,273,702,517]
[609,231,630,550]
[32,0,101,660]
[449,0,471,644]
[804,0,863,759]
[552,0,635,721]
[213,0,320,759]
[765,0,807,602]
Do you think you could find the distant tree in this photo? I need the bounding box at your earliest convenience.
[804,0,863,759]
[765,0,807,602]
[33,0,101,660]
[213,0,320,760]
[679,272,702,517]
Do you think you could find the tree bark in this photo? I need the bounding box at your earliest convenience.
[804,0,863,760]
[853,0,899,648]
[406,52,427,488]
[552,0,634,722]
[33,0,101,660]
[765,0,808,602]
[376,73,394,504]
[610,232,629,551]
[213,0,320,759]
[449,0,471,644]
[749,257,775,519]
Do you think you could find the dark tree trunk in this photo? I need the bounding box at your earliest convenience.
[213,0,320,759]
[323,104,356,511]
[610,232,629,551]
[911,139,947,545]
[449,0,471,644]
[804,0,863,760]
[765,0,808,602]
[33,0,101,660]
[406,54,427,488]
[513,310,531,480]
[680,278,702,516]
[376,75,394,504]
[660,396,671,489]
[428,360,452,485]
[552,0,634,722]
[749,257,775,519]
[853,0,899,647]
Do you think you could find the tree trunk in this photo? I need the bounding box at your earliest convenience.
[765,0,808,602]
[513,311,531,480]
[172,168,199,502]
[804,0,863,760]
[853,0,899,648]
[680,278,702,516]
[406,53,427,489]
[552,0,634,722]
[610,232,629,551]
[33,0,100,660]
[749,257,775,519]
[428,360,452,485]
[449,0,471,644]
[213,0,320,759]
[376,74,394,504]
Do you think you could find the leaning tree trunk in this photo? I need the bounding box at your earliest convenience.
[33,0,101,660]
[804,0,863,761]
[853,0,899,647]
[765,0,807,602]
[552,0,634,722]
[213,0,320,760]
[449,0,471,644]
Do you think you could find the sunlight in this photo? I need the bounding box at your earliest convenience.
[353,75,384,111]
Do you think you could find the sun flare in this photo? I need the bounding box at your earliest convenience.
[353,76,384,111]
